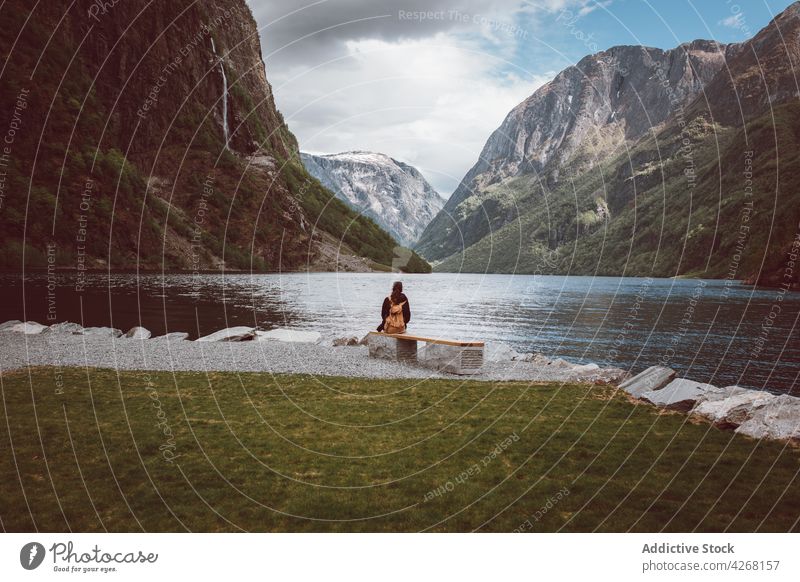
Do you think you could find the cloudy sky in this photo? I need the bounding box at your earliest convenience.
[247,0,792,197]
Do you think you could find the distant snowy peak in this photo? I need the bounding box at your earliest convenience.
[301,151,444,247]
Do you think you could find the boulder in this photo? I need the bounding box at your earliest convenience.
[735,395,800,442]
[81,327,123,338]
[9,321,47,335]
[484,342,523,362]
[152,332,189,341]
[0,319,23,332]
[692,386,775,428]
[196,326,256,342]
[524,353,552,366]
[571,363,600,373]
[641,378,716,411]
[618,366,676,397]
[592,367,630,384]
[43,322,84,335]
[569,365,629,384]
[548,358,574,369]
[124,326,152,339]
[332,336,360,347]
[256,328,321,344]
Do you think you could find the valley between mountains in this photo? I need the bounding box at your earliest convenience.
[2,0,799,288]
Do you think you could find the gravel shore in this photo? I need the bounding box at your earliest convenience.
[0,331,626,384]
[4,327,797,442]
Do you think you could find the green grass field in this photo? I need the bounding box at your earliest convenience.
[1,368,798,532]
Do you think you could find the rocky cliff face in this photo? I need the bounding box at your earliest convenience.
[417,1,800,288]
[699,2,800,128]
[24,0,295,164]
[0,0,429,272]
[301,151,444,246]
[417,40,727,261]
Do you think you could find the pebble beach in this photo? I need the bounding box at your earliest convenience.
[0,322,626,384]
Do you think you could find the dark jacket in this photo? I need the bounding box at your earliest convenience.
[377,293,411,332]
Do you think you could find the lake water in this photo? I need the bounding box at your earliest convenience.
[1,272,797,393]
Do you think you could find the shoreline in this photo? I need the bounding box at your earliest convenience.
[0,323,627,384]
[2,320,798,444]
[7,267,796,294]
[3,267,783,284]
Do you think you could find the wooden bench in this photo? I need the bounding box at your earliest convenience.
[367,331,484,375]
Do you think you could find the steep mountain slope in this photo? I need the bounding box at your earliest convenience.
[301,151,444,246]
[416,40,728,261]
[0,0,429,273]
[417,2,800,289]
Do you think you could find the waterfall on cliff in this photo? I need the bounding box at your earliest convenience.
[210,37,229,149]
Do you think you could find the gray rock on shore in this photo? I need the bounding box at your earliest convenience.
[485,342,524,362]
[735,396,800,442]
[256,328,322,344]
[124,327,152,339]
[569,366,629,384]
[691,386,775,428]
[548,358,574,369]
[629,375,800,444]
[479,345,629,382]
[641,378,716,412]
[4,321,48,335]
[81,327,124,338]
[0,320,23,332]
[152,332,190,341]
[43,322,84,335]
[618,366,676,397]
[197,326,257,342]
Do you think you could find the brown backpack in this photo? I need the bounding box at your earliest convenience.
[384,297,406,334]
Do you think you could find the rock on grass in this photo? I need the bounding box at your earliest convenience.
[692,386,775,428]
[641,378,715,412]
[618,366,676,397]
[735,395,800,442]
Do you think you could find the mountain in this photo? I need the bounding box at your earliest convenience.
[416,39,728,261]
[301,151,444,246]
[0,0,430,273]
[416,2,800,289]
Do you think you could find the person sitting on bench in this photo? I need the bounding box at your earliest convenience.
[377,281,411,333]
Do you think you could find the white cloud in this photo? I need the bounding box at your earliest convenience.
[273,35,551,195]
[248,0,583,196]
[577,0,613,18]
[719,12,745,30]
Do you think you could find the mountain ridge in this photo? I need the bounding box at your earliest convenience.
[416,1,800,289]
[301,150,443,247]
[416,38,729,261]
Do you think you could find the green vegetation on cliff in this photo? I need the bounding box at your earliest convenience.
[434,102,800,286]
[419,5,800,287]
[0,0,430,273]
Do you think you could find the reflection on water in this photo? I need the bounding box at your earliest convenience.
[0,272,797,393]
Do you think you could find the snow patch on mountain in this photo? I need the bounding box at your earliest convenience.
[301,151,444,246]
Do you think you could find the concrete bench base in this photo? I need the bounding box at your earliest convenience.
[367,332,483,375]
[367,332,418,363]
[418,342,483,375]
